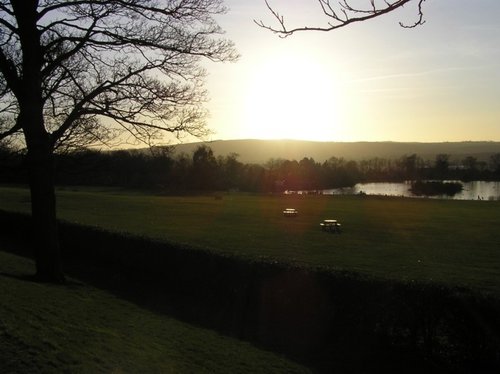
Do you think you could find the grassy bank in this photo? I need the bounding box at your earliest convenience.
[1,185,500,295]
[0,248,310,373]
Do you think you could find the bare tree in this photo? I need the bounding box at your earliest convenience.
[256,0,427,36]
[0,0,237,282]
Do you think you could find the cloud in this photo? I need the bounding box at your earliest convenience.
[352,66,484,83]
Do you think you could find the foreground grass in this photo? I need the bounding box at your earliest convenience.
[2,185,500,295]
[0,249,310,374]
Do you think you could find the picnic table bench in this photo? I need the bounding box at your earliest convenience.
[283,208,298,217]
[320,219,341,233]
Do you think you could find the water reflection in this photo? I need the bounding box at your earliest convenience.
[321,181,500,201]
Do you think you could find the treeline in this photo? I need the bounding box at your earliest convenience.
[2,144,500,192]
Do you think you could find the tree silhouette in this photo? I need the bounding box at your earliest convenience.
[434,153,450,179]
[191,144,218,190]
[256,0,427,36]
[0,0,237,282]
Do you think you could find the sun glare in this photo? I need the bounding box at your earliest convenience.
[243,53,345,141]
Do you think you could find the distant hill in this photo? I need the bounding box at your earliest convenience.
[168,139,500,164]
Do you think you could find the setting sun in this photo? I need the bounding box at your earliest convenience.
[203,0,500,144]
[242,52,346,141]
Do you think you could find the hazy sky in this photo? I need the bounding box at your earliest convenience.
[199,0,500,143]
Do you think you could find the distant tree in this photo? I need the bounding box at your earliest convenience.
[398,153,422,180]
[241,163,266,192]
[191,145,219,190]
[281,159,300,190]
[148,147,176,189]
[489,153,500,176]
[218,152,243,190]
[298,157,321,190]
[461,156,479,180]
[359,157,395,182]
[323,156,360,188]
[171,152,192,190]
[0,0,237,282]
[434,153,450,179]
[256,0,427,36]
[264,158,292,191]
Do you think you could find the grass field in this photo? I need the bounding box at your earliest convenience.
[1,185,500,295]
[0,248,310,373]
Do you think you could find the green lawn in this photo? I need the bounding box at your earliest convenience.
[0,249,310,373]
[2,185,500,295]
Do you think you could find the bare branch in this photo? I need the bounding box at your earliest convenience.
[400,0,427,28]
[1,0,238,149]
[256,0,427,36]
[0,118,21,140]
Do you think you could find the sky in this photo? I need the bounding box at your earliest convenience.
[197,0,500,143]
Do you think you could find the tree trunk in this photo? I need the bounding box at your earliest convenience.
[22,113,65,283]
[26,140,65,283]
[13,0,65,282]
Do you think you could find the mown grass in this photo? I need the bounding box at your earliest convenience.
[2,185,500,295]
[0,248,310,374]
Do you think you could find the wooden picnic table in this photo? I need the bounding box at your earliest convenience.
[320,219,341,233]
[283,208,298,216]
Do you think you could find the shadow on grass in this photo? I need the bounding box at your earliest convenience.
[0,271,84,289]
[0,271,39,283]
[1,236,452,374]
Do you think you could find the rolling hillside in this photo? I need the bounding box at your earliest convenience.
[169,139,500,164]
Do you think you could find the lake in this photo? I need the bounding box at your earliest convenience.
[321,181,500,200]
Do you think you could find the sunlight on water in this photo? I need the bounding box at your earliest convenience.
[322,181,500,201]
